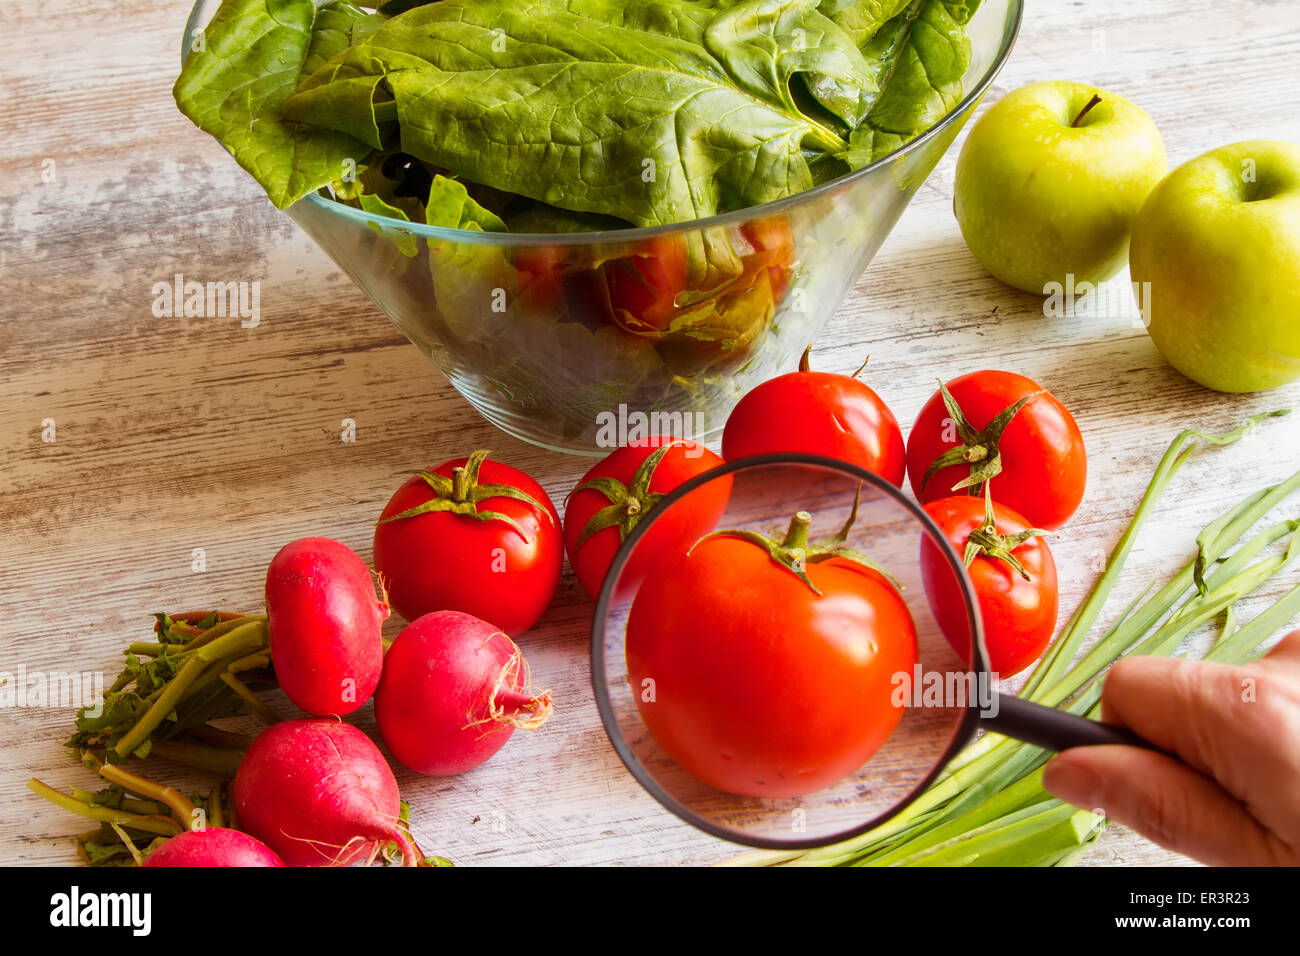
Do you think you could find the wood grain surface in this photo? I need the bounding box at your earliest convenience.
[2,0,1299,867]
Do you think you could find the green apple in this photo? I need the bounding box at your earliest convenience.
[954,81,1167,293]
[1130,140,1300,393]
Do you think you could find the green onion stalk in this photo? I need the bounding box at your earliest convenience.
[726,411,1299,867]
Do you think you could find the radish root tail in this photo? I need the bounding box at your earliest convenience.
[476,636,554,732]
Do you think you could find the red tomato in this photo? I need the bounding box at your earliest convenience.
[605,234,690,332]
[563,437,729,600]
[626,511,917,798]
[722,348,906,486]
[920,495,1058,678]
[740,216,795,302]
[905,370,1086,529]
[373,450,562,637]
[514,244,568,313]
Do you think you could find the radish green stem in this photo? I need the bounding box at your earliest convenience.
[109,823,145,865]
[183,726,256,750]
[95,761,198,828]
[147,738,245,777]
[115,619,267,757]
[209,782,225,829]
[180,613,266,653]
[29,779,183,837]
[220,672,280,724]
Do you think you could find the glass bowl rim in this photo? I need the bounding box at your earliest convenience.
[588,451,988,851]
[181,0,1023,247]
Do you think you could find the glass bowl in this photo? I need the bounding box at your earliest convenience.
[182,0,1022,455]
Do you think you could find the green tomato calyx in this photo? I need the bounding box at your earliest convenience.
[379,449,552,541]
[693,486,899,596]
[921,380,1044,496]
[963,485,1051,581]
[573,441,679,549]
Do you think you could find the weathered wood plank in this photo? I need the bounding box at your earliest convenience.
[2,0,1298,866]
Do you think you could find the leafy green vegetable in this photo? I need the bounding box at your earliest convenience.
[817,0,912,46]
[844,0,975,167]
[67,614,269,761]
[816,0,909,43]
[359,192,420,256]
[177,0,981,223]
[303,1,389,74]
[425,177,509,233]
[701,0,880,128]
[173,0,380,209]
[283,0,844,226]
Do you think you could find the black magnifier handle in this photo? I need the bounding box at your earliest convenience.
[984,693,1157,753]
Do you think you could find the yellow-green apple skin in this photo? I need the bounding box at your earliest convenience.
[954,81,1167,293]
[1129,140,1300,393]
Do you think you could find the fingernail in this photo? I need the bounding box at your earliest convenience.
[1042,755,1103,808]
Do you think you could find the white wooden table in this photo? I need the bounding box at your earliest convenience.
[2,0,1298,866]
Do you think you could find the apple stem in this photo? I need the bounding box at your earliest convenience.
[1070,94,1103,128]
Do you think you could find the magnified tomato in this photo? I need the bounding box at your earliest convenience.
[626,509,917,798]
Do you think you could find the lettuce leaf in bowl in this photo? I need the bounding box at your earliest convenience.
[282,0,848,227]
[175,0,982,221]
[174,0,381,209]
[844,0,976,167]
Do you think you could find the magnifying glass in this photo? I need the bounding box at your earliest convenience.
[590,453,1148,850]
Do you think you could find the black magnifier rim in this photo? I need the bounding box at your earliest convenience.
[589,451,988,851]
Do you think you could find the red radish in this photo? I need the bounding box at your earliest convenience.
[142,827,285,867]
[265,537,388,717]
[375,610,552,776]
[233,718,421,867]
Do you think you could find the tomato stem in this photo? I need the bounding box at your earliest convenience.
[963,484,1052,580]
[451,465,469,501]
[780,511,813,551]
[693,492,899,596]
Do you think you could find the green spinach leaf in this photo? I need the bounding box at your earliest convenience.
[173,0,379,209]
[304,2,390,74]
[425,176,509,233]
[702,0,880,129]
[817,0,912,47]
[283,0,845,227]
[844,0,974,168]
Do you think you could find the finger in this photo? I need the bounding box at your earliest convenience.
[1099,655,1257,779]
[1042,746,1294,866]
[1258,629,1300,667]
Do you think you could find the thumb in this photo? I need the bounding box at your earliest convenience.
[1043,745,1292,865]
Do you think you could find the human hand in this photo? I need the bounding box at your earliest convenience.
[1042,630,1300,865]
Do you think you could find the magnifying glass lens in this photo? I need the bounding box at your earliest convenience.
[593,456,984,849]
